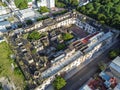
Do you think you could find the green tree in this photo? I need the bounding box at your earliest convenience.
[79,6,86,13]
[0,82,2,90]
[57,43,65,51]
[36,16,49,21]
[113,5,120,14]
[39,6,49,13]
[111,14,120,28]
[109,49,120,59]
[89,11,98,19]
[53,76,66,90]
[69,0,79,7]
[26,20,33,25]
[62,33,74,41]
[27,31,40,40]
[86,3,94,11]
[55,0,65,8]
[18,24,22,28]
[77,0,120,30]
[14,0,28,10]
[98,13,106,21]
[98,62,107,71]
[93,2,101,11]
[101,0,111,5]
[112,0,119,4]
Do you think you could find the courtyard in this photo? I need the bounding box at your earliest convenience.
[70,25,89,39]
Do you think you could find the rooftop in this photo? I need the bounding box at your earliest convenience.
[81,32,99,44]
[114,83,120,90]
[99,72,110,81]
[17,8,36,19]
[0,21,10,26]
[109,56,120,73]
[41,50,82,78]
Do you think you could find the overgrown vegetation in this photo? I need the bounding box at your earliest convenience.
[57,43,65,51]
[0,42,25,90]
[14,0,28,10]
[98,62,107,71]
[18,24,23,28]
[27,31,40,40]
[109,48,120,59]
[27,31,47,40]
[53,76,66,90]
[38,6,49,14]
[77,0,120,30]
[55,0,79,8]
[26,19,33,26]
[36,16,49,21]
[62,33,74,41]
[55,0,66,8]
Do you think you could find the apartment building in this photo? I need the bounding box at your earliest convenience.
[38,0,55,9]
[35,31,114,90]
[12,11,116,90]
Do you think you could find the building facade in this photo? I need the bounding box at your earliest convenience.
[38,0,55,9]
[35,31,115,90]
[15,11,116,90]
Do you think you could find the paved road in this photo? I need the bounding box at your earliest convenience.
[62,40,120,90]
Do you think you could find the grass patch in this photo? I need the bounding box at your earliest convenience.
[62,33,74,41]
[0,41,25,89]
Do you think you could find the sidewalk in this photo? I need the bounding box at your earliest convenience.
[64,40,118,80]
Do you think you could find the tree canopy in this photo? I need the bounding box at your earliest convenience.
[27,31,40,40]
[53,76,66,90]
[55,0,65,8]
[36,16,49,21]
[0,82,2,90]
[62,33,74,41]
[77,0,120,30]
[14,0,28,10]
[39,6,49,14]
[27,31,47,40]
[57,43,65,51]
[69,0,79,7]
[109,49,120,59]
[55,0,79,8]
[26,19,33,25]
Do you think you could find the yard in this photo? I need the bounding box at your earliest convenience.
[0,41,25,89]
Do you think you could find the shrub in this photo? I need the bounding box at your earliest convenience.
[53,76,66,90]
